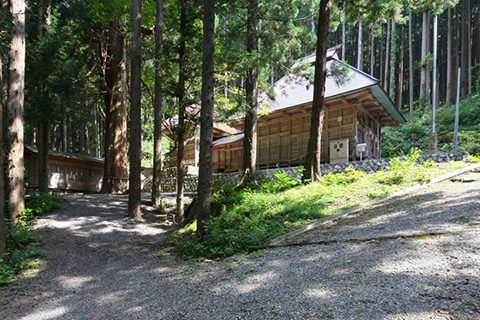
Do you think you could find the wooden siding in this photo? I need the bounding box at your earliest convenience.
[25,150,104,192]
[180,89,388,172]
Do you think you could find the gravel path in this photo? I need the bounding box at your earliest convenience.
[291,171,480,244]
[1,174,479,320]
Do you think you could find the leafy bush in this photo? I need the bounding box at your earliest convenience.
[381,149,433,185]
[261,166,303,193]
[1,192,62,285]
[382,94,480,157]
[173,155,450,260]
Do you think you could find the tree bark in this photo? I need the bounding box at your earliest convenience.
[197,0,215,238]
[128,0,142,220]
[446,8,452,106]
[389,21,396,100]
[242,0,258,174]
[341,3,346,60]
[370,25,374,76]
[454,6,459,101]
[408,11,414,116]
[397,27,404,111]
[101,22,129,194]
[379,25,384,86]
[420,11,427,104]
[303,0,330,182]
[466,0,471,96]
[357,17,363,71]
[6,0,26,222]
[0,35,5,255]
[175,0,187,224]
[460,0,467,98]
[37,120,49,192]
[152,0,164,207]
[383,21,390,92]
[425,10,431,107]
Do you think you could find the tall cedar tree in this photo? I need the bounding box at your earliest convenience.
[176,0,187,224]
[6,0,26,222]
[0,0,6,254]
[303,0,329,182]
[242,0,259,174]
[357,17,363,71]
[389,21,396,100]
[369,25,374,76]
[446,8,453,106]
[196,0,215,238]
[383,22,390,92]
[128,0,142,220]
[408,11,414,115]
[152,0,164,207]
[101,22,129,194]
[460,0,468,98]
[37,1,51,193]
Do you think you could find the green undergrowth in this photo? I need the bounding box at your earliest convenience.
[382,94,480,158]
[173,150,471,260]
[1,192,62,285]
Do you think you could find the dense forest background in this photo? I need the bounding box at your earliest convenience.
[1,0,477,165]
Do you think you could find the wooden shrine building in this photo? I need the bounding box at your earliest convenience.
[25,146,104,192]
[170,47,406,172]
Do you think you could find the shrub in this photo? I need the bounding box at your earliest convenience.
[1,192,62,285]
[261,166,303,193]
[382,94,480,157]
[381,149,433,185]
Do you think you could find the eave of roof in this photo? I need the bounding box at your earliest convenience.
[212,133,244,147]
[25,145,104,164]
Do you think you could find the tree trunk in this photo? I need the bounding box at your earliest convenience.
[425,11,431,107]
[454,7,459,101]
[101,22,129,194]
[420,11,427,104]
[397,28,404,111]
[379,25,384,86]
[61,117,67,152]
[242,0,258,174]
[6,0,26,222]
[370,25,374,76]
[357,17,363,71]
[128,0,142,220]
[408,11,414,116]
[303,0,330,182]
[0,36,6,255]
[152,0,164,207]
[383,22,390,92]
[341,3,346,60]
[176,0,187,224]
[446,8,452,106]
[196,0,215,238]
[79,123,85,153]
[37,120,49,192]
[466,0,471,96]
[389,21,396,100]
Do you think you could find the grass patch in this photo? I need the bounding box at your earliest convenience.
[172,150,471,260]
[1,192,62,285]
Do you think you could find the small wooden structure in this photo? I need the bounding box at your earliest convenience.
[169,47,406,172]
[24,146,104,192]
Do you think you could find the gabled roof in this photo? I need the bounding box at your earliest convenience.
[213,133,244,147]
[260,52,405,124]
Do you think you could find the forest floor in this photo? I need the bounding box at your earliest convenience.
[1,172,479,320]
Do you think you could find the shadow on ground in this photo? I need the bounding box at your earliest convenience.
[1,180,479,320]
